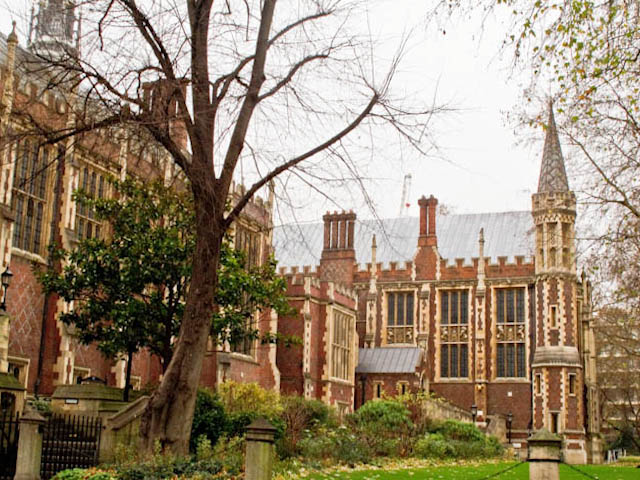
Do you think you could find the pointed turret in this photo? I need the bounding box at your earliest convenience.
[29,0,79,60]
[537,102,569,193]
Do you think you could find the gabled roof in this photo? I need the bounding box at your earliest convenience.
[273,211,534,269]
[356,347,422,374]
[538,103,570,193]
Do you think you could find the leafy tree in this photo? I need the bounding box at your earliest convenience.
[40,178,292,401]
[8,0,436,453]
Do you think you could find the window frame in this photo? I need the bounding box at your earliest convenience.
[438,288,471,380]
[330,307,355,382]
[74,162,109,241]
[494,286,528,380]
[11,139,56,257]
[385,290,416,345]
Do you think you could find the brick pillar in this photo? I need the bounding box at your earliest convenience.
[323,214,331,249]
[245,418,276,480]
[426,195,438,236]
[418,196,428,236]
[331,218,339,249]
[339,216,347,248]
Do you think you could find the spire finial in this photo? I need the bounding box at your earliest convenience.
[8,21,18,43]
[537,100,570,193]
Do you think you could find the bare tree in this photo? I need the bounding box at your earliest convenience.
[6,0,438,454]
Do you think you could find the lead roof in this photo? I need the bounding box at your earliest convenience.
[273,211,534,269]
[356,347,422,374]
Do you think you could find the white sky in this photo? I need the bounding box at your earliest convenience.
[0,1,546,221]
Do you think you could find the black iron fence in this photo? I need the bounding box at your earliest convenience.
[0,410,20,480]
[41,413,102,480]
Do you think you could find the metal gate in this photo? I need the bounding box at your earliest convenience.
[0,411,20,480]
[41,413,102,480]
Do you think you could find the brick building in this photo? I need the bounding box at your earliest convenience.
[273,106,601,463]
[0,3,279,411]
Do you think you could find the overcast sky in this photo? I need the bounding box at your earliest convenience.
[0,1,546,221]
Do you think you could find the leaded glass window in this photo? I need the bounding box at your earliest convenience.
[495,287,527,378]
[12,140,52,255]
[386,291,415,344]
[440,289,470,378]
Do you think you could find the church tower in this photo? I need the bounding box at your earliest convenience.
[531,104,587,463]
[29,0,79,59]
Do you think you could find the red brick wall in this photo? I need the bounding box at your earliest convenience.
[7,255,46,393]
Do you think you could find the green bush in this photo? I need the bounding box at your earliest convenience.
[413,433,456,458]
[53,470,116,480]
[349,399,413,456]
[190,388,227,452]
[298,426,372,465]
[278,395,333,458]
[412,420,504,460]
[435,419,486,442]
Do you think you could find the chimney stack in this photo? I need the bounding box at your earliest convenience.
[320,210,357,285]
[418,195,438,246]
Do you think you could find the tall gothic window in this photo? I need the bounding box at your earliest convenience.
[230,225,262,355]
[12,140,51,255]
[235,225,261,268]
[440,289,469,378]
[331,310,354,381]
[386,291,414,344]
[75,165,107,240]
[495,288,527,378]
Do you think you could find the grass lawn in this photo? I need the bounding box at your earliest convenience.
[302,461,640,480]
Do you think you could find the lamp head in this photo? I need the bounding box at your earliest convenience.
[1,266,13,289]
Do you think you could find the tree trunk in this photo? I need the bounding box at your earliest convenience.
[124,348,133,402]
[140,189,223,455]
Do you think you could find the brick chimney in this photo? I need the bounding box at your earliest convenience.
[142,78,189,151]
[319,210,357,286]
[418,195,438,247]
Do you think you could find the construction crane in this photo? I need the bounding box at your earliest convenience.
[398,174,412,217]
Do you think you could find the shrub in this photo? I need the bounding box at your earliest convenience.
[435,419,486,442]
[413,420,504,460]
[190,388,227,452]
[279,395,332,457]
[218,381,282,418]
[349,399,413,456]
[413,433,456,458]
[298,426,372,465]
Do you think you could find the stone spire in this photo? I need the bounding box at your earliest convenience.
[29,0,79,60]
[537,102,569,193]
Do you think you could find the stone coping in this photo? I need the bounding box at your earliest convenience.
[0,372,25,391]
[52,383,144,401]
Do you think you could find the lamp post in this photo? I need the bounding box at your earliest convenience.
[0,266,13,311]
[507,412,513,445]
[471,404,478,424]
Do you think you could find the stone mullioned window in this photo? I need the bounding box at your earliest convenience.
[495,287,526,378]
[12,140,54,256]
[386,291,414,344]
[440,289,469,378]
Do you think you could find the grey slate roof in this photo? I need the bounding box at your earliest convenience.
[273,211,534,269]
[356,347,422,374]
[538,103,570,193]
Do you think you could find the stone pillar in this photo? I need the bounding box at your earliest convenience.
[14,409,47,480]
[528,429,562,480]
[0,311,9,373]
[245,417,276,480]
